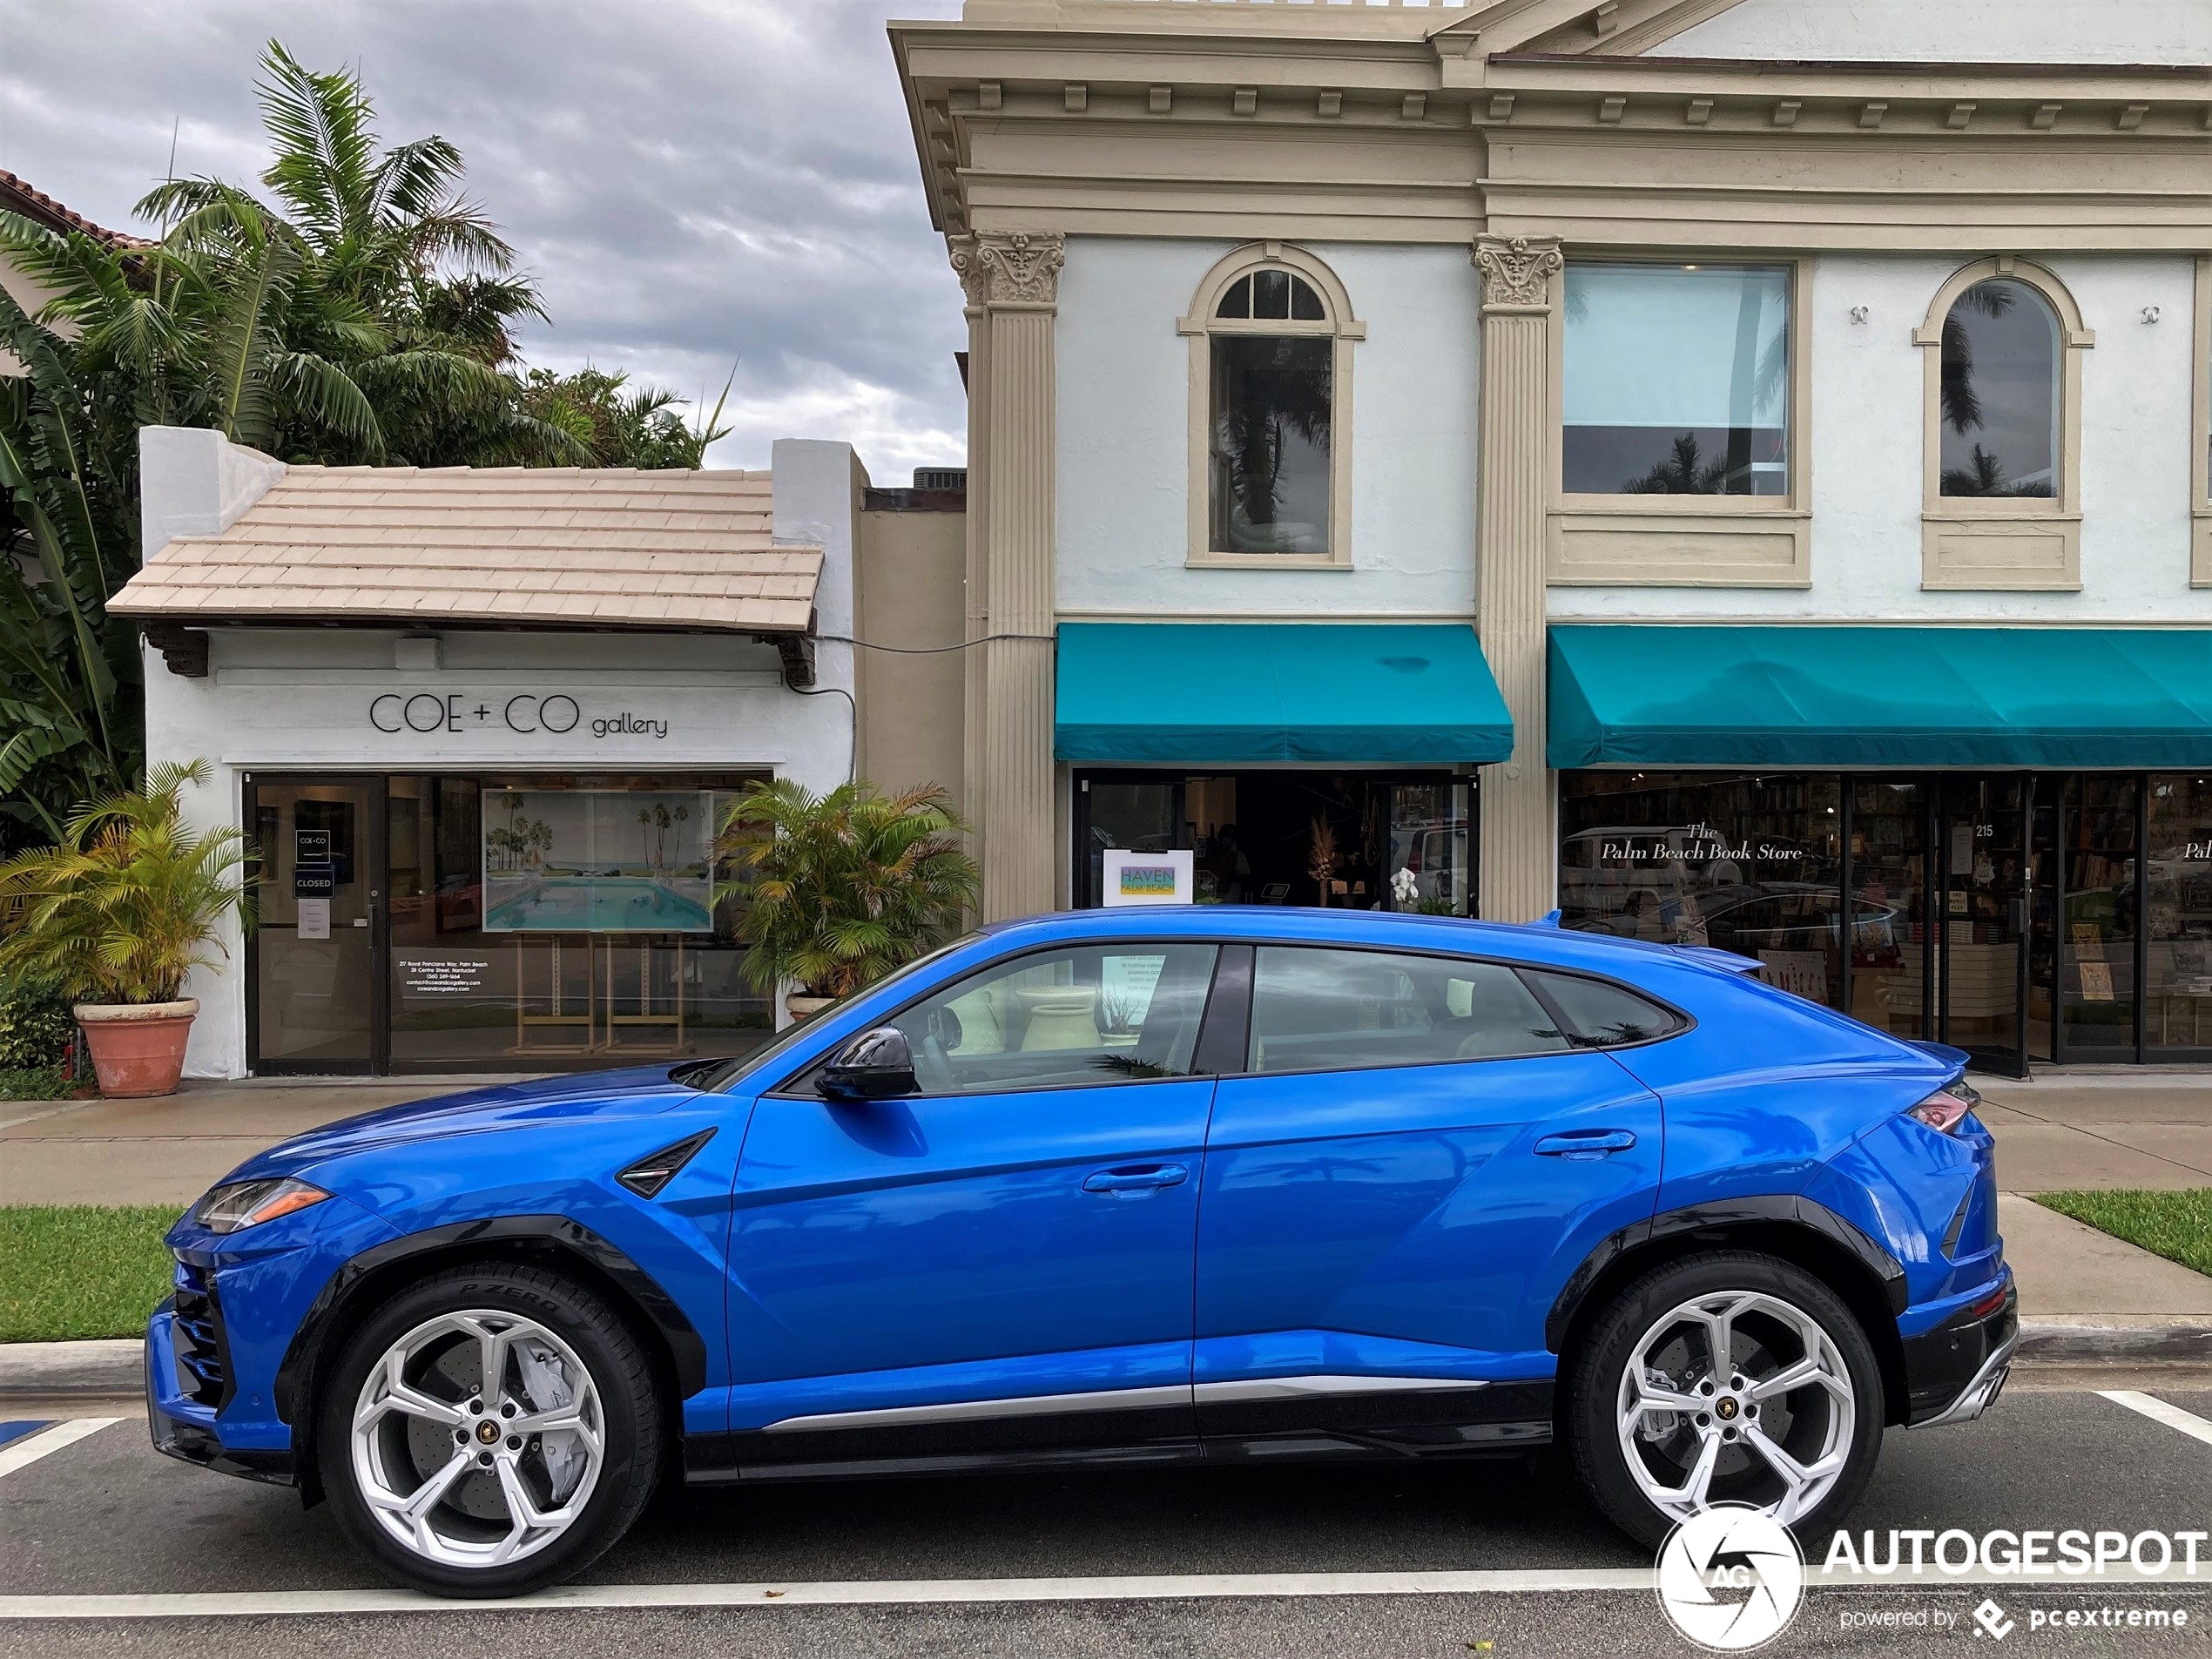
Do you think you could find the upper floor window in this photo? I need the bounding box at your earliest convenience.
[1181,246,1363,567]
[1563,262,1791,497]
[1939,279,2060,499]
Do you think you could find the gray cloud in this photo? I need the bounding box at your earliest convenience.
[0,0,969,479]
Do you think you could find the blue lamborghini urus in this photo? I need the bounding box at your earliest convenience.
[148,908,2013,1595]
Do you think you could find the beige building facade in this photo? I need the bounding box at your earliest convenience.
[892,0,2212,1073]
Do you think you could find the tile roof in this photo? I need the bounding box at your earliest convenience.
[110,466,823,635]
[0,170,149,249]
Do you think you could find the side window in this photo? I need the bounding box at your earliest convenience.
[1247,948,1572,1075]
[884,943,1219,1096]
[1527,971,1684,1049]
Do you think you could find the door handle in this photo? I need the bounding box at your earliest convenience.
[1082,1163,1189,1196]
[1534,1130,1638,1160]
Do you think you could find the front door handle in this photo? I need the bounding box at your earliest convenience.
[1082,1163,1189,1196]
[1534,1130,1638,1161]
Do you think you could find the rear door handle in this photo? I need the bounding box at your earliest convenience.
[1534,1130,1638,1160]
[1082,1163,1190,1196]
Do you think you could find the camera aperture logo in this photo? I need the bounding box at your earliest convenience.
[1656,1505,1806,1652]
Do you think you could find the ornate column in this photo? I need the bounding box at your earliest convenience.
[953,231,1064,920]
[948,236,993,884]
[1473,235,1563,924]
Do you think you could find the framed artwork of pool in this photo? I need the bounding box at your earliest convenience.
[482,788,716,933]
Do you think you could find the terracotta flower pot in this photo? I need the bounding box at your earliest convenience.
[74,1000,199,1099]
[786,994,837,1023]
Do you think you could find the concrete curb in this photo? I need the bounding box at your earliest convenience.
[2016,1318,2212,1365]
[0,1339,141,1397]
[5,1323,2210,1399]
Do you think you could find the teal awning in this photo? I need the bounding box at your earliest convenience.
[1056,623,1514,765]
[1550,624,2212,769]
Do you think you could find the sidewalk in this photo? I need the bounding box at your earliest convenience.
[0,1076,539,1207]
[1974,1075,2212,1193]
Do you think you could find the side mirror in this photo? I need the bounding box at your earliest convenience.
[819,1025,919,1101]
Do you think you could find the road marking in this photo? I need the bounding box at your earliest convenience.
[7,1565,2212,1621]
[2101,1389,2212,1449]
[0,1416,121,1480]
[0,1570,1655,1619]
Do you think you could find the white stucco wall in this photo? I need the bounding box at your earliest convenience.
[1548,252,2208,623]
[1665,0,2212,64]
[141,433,859,1077]
[1055,236,1480,618]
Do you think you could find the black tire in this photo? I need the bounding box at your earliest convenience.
[1566,1250,1885,1551]
[317,1260,663,1597]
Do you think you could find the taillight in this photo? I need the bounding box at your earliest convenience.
[1908,1080,1980,1135]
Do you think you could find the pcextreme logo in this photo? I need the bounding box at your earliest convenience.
[1975,1598,2018,1640]
[1656,1505,1806,1652]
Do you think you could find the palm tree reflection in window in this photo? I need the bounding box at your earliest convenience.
[1939,279,2059,498]
[1210,269,1332,555]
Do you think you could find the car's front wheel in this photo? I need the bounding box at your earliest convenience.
[1566,1251,1884,1549]
[317,1260,662,1596]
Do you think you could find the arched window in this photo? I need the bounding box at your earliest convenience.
[1939,278,2061,498]
[1179,245,1363,566]
[1917,258,2092,590]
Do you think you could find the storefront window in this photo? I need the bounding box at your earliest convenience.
[1562,263,1791,496]
[1559,772,1844,1009]
[1848,779,1928,1041]
[2062,775,2137,1055]
[2145,776,2212,1055]
[1077,772,1470,914]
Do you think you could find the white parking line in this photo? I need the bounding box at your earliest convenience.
[2101,1389,2212,1450]
[1,1570,1655,1620]
[0,1417,122,1480]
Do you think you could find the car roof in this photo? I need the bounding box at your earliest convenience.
[975,906,1753,981]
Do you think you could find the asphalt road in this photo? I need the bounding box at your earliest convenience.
[5,1377,2212,1656]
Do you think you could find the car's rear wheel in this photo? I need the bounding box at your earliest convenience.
[1566,1251,1884,1549]
[318,1261,662,1596]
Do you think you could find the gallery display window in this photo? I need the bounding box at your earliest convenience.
[1073,771,1472,917]
[246,770,773,1076]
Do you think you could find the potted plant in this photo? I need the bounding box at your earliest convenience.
[717,779,978,1022]
[0,761,252,1098]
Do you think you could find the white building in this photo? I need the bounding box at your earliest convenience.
[894,0,2212,1072]
[111,428,863,1078]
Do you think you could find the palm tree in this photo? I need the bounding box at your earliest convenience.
[715,782,978,1000]
[1213,340,1331,547]
[1939,280,2016,438]
[1624,433,1730,496]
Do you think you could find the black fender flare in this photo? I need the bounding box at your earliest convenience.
[273,1215,709,1434]
[1544,1195,1909,1355]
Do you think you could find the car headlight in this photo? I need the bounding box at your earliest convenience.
[190,1177,333,1233]
[1906,1080,1980,1136]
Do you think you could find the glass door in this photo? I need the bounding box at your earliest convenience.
[1936,776,2029,1076]
[246,776,381,1074]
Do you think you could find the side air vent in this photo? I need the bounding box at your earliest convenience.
[617,1130,716,1199]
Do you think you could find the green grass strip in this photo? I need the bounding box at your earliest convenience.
[0,1204,184,1342]
[0,1066,71,1103]
[2033,1188,2212,1280]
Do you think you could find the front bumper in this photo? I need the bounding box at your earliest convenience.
[146,1299,296,1486]
[1902,1276,2018,1428]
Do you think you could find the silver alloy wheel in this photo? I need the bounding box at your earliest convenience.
[350,1310,605,1569]
[1615,1290,1854,1527]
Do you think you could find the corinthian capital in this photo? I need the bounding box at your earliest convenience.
[1474,235,1563,314]
[948,230,1066,307]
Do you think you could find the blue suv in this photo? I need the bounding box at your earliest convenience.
[148,908,2013,1595]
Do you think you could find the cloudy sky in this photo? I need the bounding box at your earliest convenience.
[0,0,971,480]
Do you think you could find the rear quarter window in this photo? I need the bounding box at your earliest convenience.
[1525,970,1686,1049]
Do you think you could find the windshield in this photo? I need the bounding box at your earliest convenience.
[669,933,985,1095]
